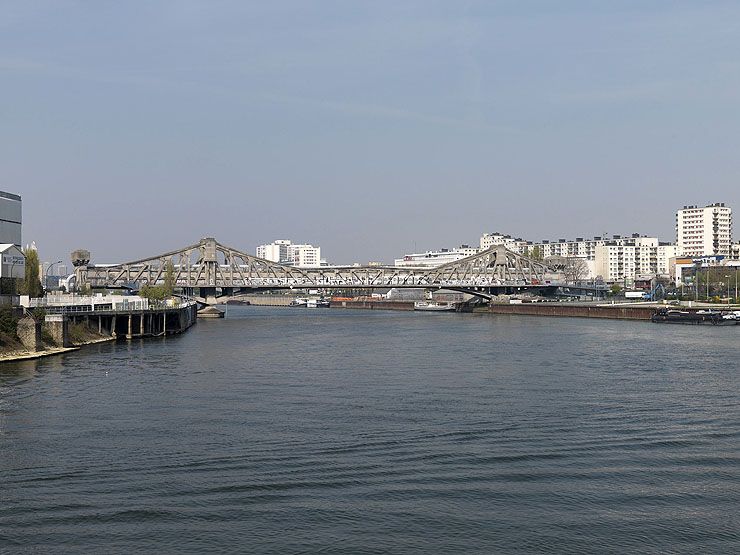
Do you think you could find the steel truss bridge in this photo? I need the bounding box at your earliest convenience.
[75,237,596,305]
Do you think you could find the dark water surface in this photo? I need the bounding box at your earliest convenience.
[1,307,738,553]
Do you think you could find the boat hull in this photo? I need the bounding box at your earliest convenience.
[652,309,739,325]
[414,302,456,312]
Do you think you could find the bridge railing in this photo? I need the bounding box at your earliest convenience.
[26,295,198,314]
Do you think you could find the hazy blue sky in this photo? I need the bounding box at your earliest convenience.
[2,1,739,266]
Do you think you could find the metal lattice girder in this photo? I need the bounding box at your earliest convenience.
[80,238,563,290]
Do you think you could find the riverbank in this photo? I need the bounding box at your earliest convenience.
[329,299,672,320]
[0,335,116,363]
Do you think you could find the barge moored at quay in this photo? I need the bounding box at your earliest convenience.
[651,308,740,325]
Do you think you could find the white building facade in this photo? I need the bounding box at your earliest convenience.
[530,236,611,261]
[288,244,321,268]
[0,244,25,279]
[256,239,322,268]
[594,236,677,283]
[256,239,291,263]
[676,203,733,257]
[732,241,740,260]
[395,245,479,268]
[479,233,528,254]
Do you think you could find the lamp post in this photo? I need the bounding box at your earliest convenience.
[9,259,19,296]
[725,275,730,306]
[694,266,699,302]
[44,260,63,293]
[706,267,710,301]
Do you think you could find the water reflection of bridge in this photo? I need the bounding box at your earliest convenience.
[74,237,604,305]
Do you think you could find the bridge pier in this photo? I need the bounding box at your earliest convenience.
[199,287,219,305]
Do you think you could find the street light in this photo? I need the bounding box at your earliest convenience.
[44,260,63,293]
[725,275,730,306]
[9,258,19,296]
[706,267,710,301]
[694,266,700,302]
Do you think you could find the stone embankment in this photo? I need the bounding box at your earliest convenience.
[0,301,198,363]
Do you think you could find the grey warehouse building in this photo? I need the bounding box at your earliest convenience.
[0,190,22,247]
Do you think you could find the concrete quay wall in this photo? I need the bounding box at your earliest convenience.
[69,302,199,339]
[489,303,657,320]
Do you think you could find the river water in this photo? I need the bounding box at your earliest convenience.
[1,307,738,553]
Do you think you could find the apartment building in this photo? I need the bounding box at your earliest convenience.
[676,203,733,257]
[594,236,676,283]
[256,239,322,268]
[479,231,677,281]
[395,245,479,268]
[256,239,291,263]
[479,233,529,254]
[288,244,321,268]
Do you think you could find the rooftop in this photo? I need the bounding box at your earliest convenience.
[0,191,21,202]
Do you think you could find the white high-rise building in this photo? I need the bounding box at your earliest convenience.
[256,240,292,263]
[676,203,733,257]
[288,244,321,268]
[657,244,679,276]
[479,233,528,254]
[256,240,322,268]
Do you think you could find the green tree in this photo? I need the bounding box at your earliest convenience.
[19,247,43,297]
[140,261,176,301]
[163,260,175,297]
[0,306,18,334]
[140,284,167,301]
[530,246,543,261]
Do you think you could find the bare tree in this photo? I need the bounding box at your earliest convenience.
[545,256,590,283]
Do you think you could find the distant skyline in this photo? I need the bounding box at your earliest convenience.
[3,1,739,266]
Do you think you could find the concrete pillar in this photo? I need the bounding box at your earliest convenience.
[163,312,167,335]
[126,314,132,339]
[44,314,70,347]
[140,313,144,336]
[111,315,117,338]
[98,315,102,334]
[17,316,42,352]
